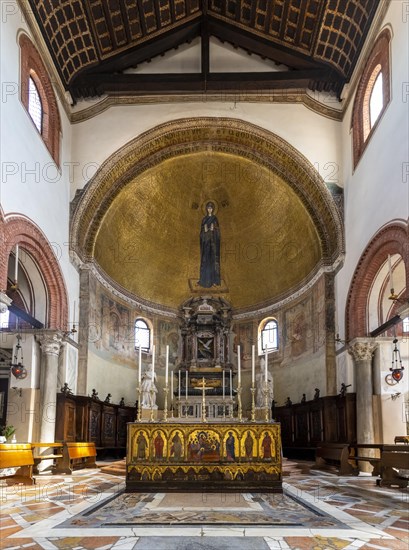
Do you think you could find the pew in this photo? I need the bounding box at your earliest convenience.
[394,436,409,444]
[30,442,64,474]
[377,445,409,488]
[348,443,382,476]
[0,443,35,485]
[315,443,358,476]
[55,442,97,474]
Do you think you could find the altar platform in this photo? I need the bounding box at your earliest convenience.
[126,421,282,492]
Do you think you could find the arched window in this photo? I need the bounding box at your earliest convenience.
[135,318,150,351]
[19,34,61,166]
[403,317,409,334]
[259,318,278,354]
[351,29,391,169]
[28,76,42,132]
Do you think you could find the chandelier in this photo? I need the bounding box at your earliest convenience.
[385,337,405,385]
[10,333,27,379]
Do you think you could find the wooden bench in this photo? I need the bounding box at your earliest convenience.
[377,445,409,488]
[348,443,382,476]
[55,442,97,474]
[394,436,409,444]
[315,443,358,476]
[30,442,64,474]
[0,443,35,485]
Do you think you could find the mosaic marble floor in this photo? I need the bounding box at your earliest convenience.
[0,459,408,549]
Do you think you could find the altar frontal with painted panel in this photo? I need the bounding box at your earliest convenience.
[126,422,282,492]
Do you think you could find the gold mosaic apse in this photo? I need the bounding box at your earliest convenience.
[94,152,321,310]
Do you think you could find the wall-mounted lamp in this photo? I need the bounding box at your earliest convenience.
[385,338,405,385]
[10,333,27,380]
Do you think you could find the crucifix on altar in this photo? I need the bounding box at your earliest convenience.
[198,376,211,422]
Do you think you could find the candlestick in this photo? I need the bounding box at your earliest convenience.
[230,369,232,399]
[165,345,169,385]
[388,254,394,291]
[264,347,268,383]
[237,345,241,385]
[251,344,255,386]
[14,244,19,283]
[152,344,155,379]
[138,345,142,385]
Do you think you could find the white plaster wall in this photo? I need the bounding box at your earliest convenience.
[87,350,137,406]
[0,5,79,333]
[335,1,409,339]
[71,102,342,195]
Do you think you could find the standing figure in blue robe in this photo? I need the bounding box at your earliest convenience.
[198,201,221,287]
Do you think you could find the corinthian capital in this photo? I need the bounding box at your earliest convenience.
[36,332,63,356]
[348,340,377,362]
[0,291,12,313]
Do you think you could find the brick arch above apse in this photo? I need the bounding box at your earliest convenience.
[346,221,409,340]
[0,211,68,330]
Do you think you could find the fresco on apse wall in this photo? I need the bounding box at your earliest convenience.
[86,277,181,372]
[282,294,314,361]
[158,320,181,367]
[232,322,253,367]
[313,275,327,353]
[88,278,138,365]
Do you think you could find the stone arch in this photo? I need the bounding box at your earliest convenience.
[0,210,68,329]
[346,220,409,340]
[19,33,61,166]
[71,117,344,269]
[350,28,391,169]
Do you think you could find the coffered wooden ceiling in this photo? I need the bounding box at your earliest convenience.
[27,0,380,101]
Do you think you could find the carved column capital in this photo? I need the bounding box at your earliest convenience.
[0,291,12,314]
[36,332,63,356]
[348,339,377,362]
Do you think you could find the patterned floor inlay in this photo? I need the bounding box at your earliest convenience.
[1,460,407,549]
[59,490,346,528]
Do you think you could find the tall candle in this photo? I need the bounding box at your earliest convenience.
[388,254,394,290]
[73,301,76,326]
[14,244,19,282]
[165,345,169,385]
[178,370,181,400]
[251,344,255,386]
[264,347,268,383]
[230,369,232,399]
[185,370,188,399]
[152,344,155,379]
[138,345,142,385]
[222,370,225,399]
[237,345,241,385]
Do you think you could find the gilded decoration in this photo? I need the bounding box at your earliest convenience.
[71,118,344,313]
[127,422,282,491]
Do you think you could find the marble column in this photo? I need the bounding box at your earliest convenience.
[348,339,377,472]
[36,332,63,469]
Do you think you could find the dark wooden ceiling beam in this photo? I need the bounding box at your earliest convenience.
[72,67,334,97]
